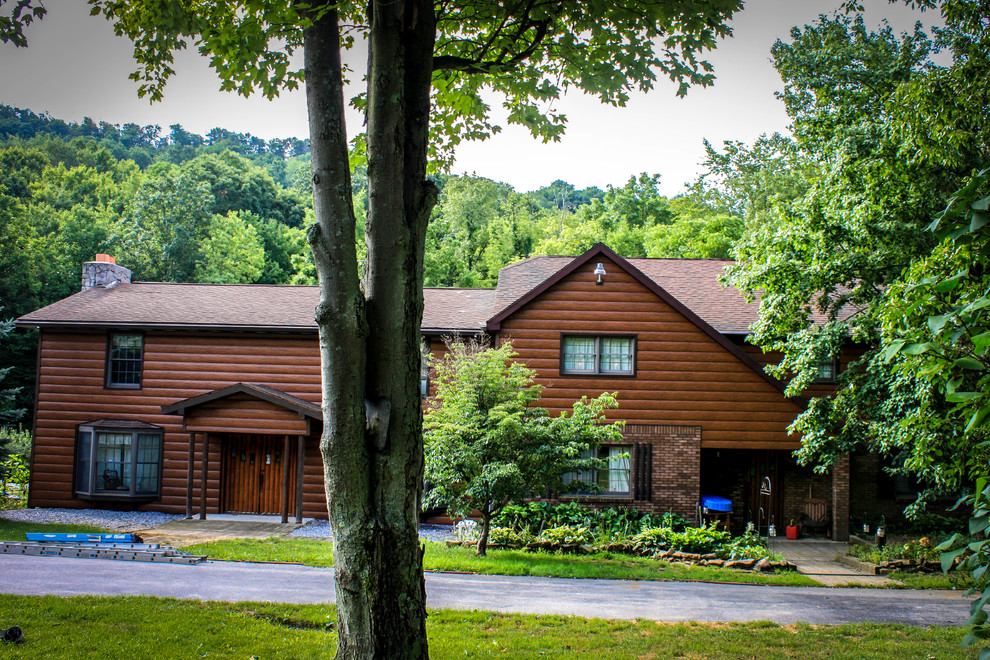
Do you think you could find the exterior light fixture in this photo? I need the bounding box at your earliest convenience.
[594,263,606,285]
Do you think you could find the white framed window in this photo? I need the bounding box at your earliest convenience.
[106,333,144,388]
[420,338,431,397]
[561,335,635,375]
[564,445,632,495]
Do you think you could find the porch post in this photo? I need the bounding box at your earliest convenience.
[185,433,195,519]
[832,453,850,541]
[281,434,290,524]
[295,435,305,524]
[200,432,209,520]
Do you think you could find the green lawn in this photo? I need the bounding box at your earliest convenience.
[184,536,819,586]
[0,518,111,538]
[889,571,975,590]
[0,594,974,659]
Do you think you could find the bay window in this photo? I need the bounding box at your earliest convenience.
[75,420,163,500]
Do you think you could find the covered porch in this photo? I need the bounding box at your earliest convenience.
[162,382,323,524]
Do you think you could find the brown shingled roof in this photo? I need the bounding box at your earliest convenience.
[628,258,754,334]
[17,249,763,335]
[19,281,494,333]
[422,288,495,333]
[18,282,321,330]
[489,254,756,334]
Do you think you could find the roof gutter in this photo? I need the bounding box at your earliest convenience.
[17,320,488,335]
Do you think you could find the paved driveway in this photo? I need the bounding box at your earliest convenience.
[0,554,968,627]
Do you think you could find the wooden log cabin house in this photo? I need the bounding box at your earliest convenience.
[18,244,871,539]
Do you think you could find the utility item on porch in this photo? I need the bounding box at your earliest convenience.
[700,495,732,531]
[875,515,886,548]
[799,498,832,538]
[785,520,799,540]
[701,495,732,512]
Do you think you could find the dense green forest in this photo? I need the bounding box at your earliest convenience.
[0,105,741,417]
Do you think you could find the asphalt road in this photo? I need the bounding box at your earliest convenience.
[0,554,968,627]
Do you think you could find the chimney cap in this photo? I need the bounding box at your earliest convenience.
[94,254,116,265]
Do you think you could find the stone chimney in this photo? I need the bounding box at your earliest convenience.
[82,254,132,291]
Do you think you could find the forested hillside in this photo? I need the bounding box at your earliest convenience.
[0,107,742,417]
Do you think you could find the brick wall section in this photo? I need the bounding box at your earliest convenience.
[555,424,701,521]
[781,461,831,529]
[832,453,851,541]
[637,425,702,520]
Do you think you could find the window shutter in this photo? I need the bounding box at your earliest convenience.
[633,442,652,501]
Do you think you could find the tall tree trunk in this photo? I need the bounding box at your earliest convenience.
[305,1,436,658]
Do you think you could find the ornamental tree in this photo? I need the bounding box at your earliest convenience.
[5,1,740,657]
[424,341,623,555]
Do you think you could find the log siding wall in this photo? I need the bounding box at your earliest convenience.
[30,329,329,517]
[29,261,837,518]
[498,257,805,450]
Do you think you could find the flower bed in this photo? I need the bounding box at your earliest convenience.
[446,502,796,572]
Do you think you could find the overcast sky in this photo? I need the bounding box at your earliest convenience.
[0,0,934,195]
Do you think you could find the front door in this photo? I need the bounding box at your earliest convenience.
[222,434,296,514]
[743,450,782,534]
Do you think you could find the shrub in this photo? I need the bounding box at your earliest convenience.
[487,526,528,548]
[537,525,595,545]
[888,512,968,537]
[639,511,690,532]
[0,426,30,501]
[718,531,771,560]
[849,537,942,565]
[632,526,673,552]
[592,506,644,542]
[665,524,730,554]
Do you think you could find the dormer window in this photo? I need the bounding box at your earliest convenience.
[106,333,144,388]
[561,335,635,376]
[815,357,837,383]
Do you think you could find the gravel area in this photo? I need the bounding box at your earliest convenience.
[0,508,182,532]
[290,520,454,543]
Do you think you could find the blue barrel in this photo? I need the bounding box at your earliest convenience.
[700,495,732,513]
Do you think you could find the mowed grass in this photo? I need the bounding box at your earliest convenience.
[183,536,819,586]
[0,594,973,659]
[889,571,975,590]
[0,518,111,538]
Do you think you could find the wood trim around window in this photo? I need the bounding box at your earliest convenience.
[73,420,164,502]
[558,333,637,377]
[104,331,145,390]
[813,356,838,384]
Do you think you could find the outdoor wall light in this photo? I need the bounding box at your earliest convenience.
[594,262,606,285]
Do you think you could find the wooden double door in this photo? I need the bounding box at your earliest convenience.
[222,434,297,514]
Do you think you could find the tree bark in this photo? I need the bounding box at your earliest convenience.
[477,507,492,556]
[305,1,436,657]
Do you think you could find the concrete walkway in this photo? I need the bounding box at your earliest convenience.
[139,517,304,545]
[770,538,896,586]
